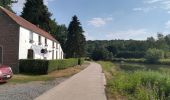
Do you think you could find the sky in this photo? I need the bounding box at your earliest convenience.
[12,0,170,40]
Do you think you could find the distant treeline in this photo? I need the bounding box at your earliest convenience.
[86,33,170,60]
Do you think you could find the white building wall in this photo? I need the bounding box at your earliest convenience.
[19,27,64,60]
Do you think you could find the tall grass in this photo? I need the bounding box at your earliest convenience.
[99,61,170,100]
[109,71,170,100]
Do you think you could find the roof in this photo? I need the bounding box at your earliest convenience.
[0,6,57,42]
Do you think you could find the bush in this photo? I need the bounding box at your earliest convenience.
[78,58,84,65]
[19,60,48,74]
[112,58,145,64]
[145,48,164,63]
[19,58,83,74]
[164,52,170,59]
[116,51,145,58]
[48,58,79,72]
[91,47,113,61]
[158,59,170,65]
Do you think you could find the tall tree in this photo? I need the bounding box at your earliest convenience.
[0,0,16,11]
[65,15,86,58]
[21,0,51,32]
[49,19,68,52]
[56,24,68,51]
[156,33,169,51]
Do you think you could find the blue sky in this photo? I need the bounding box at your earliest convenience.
[12,0,170,40]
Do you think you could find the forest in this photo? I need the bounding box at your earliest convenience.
[86,33,170,61]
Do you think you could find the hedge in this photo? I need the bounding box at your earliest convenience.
[19,58,84,75]
[116,51,145,58]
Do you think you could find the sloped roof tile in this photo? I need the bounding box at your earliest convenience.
[0,6,57,42]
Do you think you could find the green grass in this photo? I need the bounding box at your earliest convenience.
[109,71,170,100]
[8,62,88,84]
[159,59,170,65]
[98,61,170,100]
[98,61,114,72]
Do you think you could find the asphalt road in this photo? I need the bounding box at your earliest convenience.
[35,62,107,100]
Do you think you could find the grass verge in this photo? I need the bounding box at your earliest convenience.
[98,61,170,100]
[8,62,89,84]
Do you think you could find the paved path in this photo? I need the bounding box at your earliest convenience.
[35,62,107,100]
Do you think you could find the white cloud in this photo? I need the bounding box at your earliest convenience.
[161,1,170,10]
[106,29,153,40]
[83,32,95,40]
[133,8,143,11]
[12,0,55,15]
[12,0,26,15]
[88,17,113,27]
[44,0,55,5]
[145,0,162,4]
[133,7,155,13]
[166,20,170,29]
[143,0,170,14]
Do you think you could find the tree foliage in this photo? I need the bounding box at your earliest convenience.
[49,19,68,52]
[21,0,52,32]
[0,0,15,11]
[91,46,113,61]
[145,48,164,63]
[65,15,86,58]
[21,0,69,52]
[86,33,170,60]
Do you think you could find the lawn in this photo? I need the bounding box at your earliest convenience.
[98,61,170,100]
[8,62,89,83]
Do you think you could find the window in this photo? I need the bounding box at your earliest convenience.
[61,52,63,59]
[45,38,47,46]
[52,42,55,48]
[52,50,54,60]
[56,43,58,49]
[56,51,58,59]
[29,32,33,43]
[38,35,41,45]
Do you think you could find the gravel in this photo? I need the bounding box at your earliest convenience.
[0,77,68,100]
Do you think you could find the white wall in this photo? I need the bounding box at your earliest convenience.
[19,27,64,60]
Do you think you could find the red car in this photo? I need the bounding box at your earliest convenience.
[0,65,13,82]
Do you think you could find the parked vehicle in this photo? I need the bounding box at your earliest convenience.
[0,65,13,82]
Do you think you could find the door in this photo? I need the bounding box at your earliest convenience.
[27,49,34,59]
[0,46,2,64]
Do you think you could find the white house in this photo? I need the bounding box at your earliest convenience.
[0,6,64,73]
[19,27,64,60]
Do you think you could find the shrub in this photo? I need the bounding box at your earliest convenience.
[19,60,48,74]
[19,58,82,74]
[91,47,113,61]
[159,59,170,65]
[48,58,79,72]
[78,58,84,65]
[164,52,170,59]
[145,48,164,63]
[116,51,145,58]
[112,58,145,64]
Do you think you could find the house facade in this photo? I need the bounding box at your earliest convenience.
[0,7,64,73]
